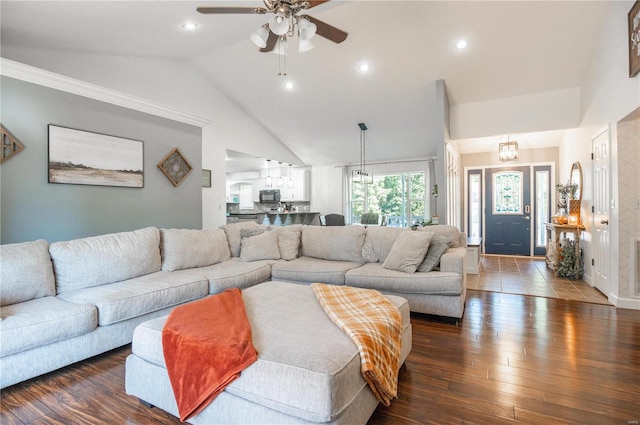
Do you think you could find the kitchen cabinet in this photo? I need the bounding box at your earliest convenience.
[280,169,309,201]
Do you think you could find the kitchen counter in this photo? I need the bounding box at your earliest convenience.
[257,212,320,226]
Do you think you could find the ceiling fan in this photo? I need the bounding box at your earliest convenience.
[197,0,348,54]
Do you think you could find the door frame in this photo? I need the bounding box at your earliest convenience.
[464,161,556,256]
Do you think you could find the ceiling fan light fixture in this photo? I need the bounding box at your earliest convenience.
[250,25,269,48]
[297,18,316,40]
[272,36,289,55]
[269,12,290,36]
[298,38,314,53]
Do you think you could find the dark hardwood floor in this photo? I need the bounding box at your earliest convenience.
[2,290,639,425]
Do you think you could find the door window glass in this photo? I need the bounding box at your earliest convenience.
[492,171,523,214]
[535,170,549,247]
[468,172,482,238]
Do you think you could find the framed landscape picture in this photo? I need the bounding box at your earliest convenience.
[630,0,640,77]
[48,125,144,188]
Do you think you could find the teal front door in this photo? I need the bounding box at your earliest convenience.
[485,166,531,255]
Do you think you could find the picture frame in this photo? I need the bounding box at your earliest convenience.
[629,0,640,78]
[157,147,193,187]
[202,169,212,188]
[48,125,143,188]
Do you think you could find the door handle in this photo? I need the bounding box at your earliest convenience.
[600,219,609,225]
[522,216,530,220]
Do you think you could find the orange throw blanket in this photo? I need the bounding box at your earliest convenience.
[162,288,258,421]
[310,283,402,406]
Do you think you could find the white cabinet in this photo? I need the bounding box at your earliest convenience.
[280,169,309,201]
[465,237,481,275]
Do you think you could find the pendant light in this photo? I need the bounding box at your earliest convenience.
[287,163,294,188]
[265,159,273,188]
[277,161,284,187]
[352,122,372,184]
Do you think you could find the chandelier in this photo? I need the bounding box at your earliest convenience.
[499,135,519,162]
[250,5,317,54]
[353,123,373,184]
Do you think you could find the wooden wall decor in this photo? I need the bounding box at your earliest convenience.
[157,148,193,187]
[1,124,25,163]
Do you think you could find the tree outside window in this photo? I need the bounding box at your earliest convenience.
[350,172,425,227]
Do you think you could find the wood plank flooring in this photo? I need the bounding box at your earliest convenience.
[2,290,639,425]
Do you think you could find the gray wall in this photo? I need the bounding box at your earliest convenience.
[1,77,202,244]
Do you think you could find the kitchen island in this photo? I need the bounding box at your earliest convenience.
[257,212,321,226]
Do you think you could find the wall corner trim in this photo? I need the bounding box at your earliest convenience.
[0,58,212,128]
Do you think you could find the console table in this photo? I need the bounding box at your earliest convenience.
[544,223,584,272]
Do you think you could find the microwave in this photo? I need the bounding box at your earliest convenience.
[259,189,280,203]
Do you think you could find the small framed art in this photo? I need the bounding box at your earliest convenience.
[202,169,212,188]
[157,148,193,187]
[629,0,640,77]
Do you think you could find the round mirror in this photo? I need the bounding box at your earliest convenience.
[570,162,582,202]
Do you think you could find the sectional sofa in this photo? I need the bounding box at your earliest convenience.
[0,223,466,389]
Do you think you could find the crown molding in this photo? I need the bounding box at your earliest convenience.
[0,58,212,128]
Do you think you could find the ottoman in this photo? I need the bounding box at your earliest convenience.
[125,281,412,424]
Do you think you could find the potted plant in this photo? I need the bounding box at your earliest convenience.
[557,239,583,279]
[554,181,578,223]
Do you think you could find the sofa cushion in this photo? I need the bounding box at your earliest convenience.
[418,225,461,248]
[240,230,280,261]
[160,228,231,272]
[130,281,411,423]
[50,227,162,294]
[362,227,406,263]
[183,258,273,294]
[417,236,451,273]
[382,231,433,273]
[220,222,263,257]
[0,296,97,357]
[0,239,55,306]
[346,263,464,295]
[271,256,363,285]
[57,271,208,326]
[301,225,366,263]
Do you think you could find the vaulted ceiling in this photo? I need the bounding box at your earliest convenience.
[1,1,608,167]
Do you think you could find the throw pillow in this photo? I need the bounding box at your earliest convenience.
[240,230,280,261]
[417,239,450,273]
[220,222,262,257]
[382,231,433,273]
[240,228,265,239]
[277,230,301,261]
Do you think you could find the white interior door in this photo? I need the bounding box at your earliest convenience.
[592,127,610,295]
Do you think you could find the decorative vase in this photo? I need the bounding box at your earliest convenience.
[554,208,568,224]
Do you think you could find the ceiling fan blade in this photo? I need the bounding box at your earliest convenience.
[304,15,347,43]
[197,6,267,14]
[260,31,278,53]
[306,1,331,9]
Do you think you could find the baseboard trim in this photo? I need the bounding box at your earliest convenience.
[608,293,640,310]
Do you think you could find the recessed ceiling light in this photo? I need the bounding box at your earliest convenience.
[284,80,294,90]
[456,39,468,50]
[182,22,198,31]
[358,62,370,72]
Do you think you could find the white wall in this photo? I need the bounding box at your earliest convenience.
[310,165,343,216]
[576,0,640,308]
[1,47,303,229]
[450,87,582,140]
